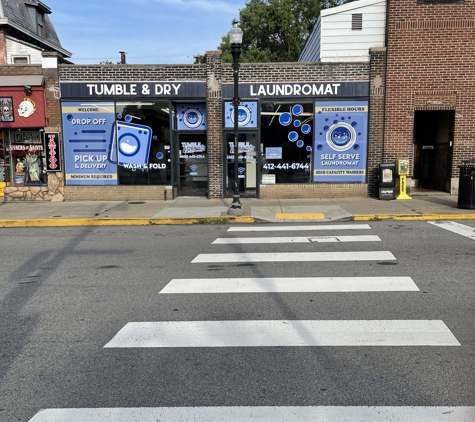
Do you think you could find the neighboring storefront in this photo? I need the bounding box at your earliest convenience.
[58,56,377,201]
[0,75,49,200]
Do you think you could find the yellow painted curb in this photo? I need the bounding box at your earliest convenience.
[354,214,475,221]
[275,213,325,220]
[0,216,254,228]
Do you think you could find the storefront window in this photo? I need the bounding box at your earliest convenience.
[7,130,46,185]
[116,102,171,185]
[260,101,313,184]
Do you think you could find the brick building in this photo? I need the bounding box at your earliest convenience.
[6,0,470,202]
[54,54,380,201]
[384,0,475,194]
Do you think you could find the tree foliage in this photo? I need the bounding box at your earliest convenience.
[218,0,355,63]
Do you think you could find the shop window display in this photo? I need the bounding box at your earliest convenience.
[116,102,171,185]
[260,101,313,184]
[6,130,46,185]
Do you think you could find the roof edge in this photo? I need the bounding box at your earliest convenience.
[1,18,72,57]
[322,0,386,17]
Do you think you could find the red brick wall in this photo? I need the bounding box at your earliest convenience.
[384,0,475,177]
[0,30,6,64]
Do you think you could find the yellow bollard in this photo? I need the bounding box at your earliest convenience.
[396,174,412,200]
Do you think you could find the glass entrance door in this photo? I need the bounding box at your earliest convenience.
[225,132,258,198]
[177,133,208,197]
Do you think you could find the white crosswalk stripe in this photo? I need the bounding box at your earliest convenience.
[212,235,381,244]
[227,224,372,232]
[192,250,396,263]
[159,276,419,294]
[103,320,460,348]
[429,221,475,240]
[28,406,475,422]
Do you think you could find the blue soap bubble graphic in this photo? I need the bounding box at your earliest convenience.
[279,112,292,126]
[292,104,304,116]
[352,121,358,127]
[156,152,164,159]
[117,114,122,119]
[297,140,304,148]
[294,120,301,128]
[288,131,298,142]
[354,144,360,150]
[306,146,312,151]
[125,115,133,122]
[301,124,311,134]
[153,136,157,140]
[317,144,324,151]
[324,126,330,132]
[67,114,73,121]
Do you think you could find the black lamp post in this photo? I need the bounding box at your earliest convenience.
[227,22,244,215]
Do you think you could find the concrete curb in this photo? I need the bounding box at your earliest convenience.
[0,216,255,228]
[354,214,475,221]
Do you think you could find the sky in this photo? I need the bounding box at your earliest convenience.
[44,0,248,65]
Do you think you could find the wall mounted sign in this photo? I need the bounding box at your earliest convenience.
[313,101,368,183]
[177,103,207,130]
[0,87,46,128]
[44,132,62,171]
[0,97,14,122]
[60,82,207,99]
[224,101,258,128]
[223,81,369,99]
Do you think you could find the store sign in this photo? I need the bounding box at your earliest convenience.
[313,101,368,183]
[223,82,368,99]
[60,82,207,99]
[11,131,42,144]
[44,132,62,171]
[0,88,47,128]
[62,102,118,185]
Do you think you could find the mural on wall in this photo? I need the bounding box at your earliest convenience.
[313,101,368,183]
[62,102,118,185]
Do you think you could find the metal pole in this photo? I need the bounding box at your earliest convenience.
[228,42,243,214]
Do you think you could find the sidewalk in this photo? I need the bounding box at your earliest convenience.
[1,192,475,227]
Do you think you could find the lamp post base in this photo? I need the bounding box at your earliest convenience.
[227,196,244,215]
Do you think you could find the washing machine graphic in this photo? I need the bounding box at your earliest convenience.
[116,121,152,167]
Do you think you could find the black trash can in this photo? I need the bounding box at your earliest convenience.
[457,161,475,209]
[378,163,396,200]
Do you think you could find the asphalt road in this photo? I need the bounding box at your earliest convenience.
[0,221,474,421]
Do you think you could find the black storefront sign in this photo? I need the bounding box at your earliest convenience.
[60,82,207,99]
[223,81,369,99]
[44,132,62,171]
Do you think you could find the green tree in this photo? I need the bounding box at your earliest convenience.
[218,0,355,63]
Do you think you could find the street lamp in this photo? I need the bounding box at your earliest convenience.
[227,22,244,215]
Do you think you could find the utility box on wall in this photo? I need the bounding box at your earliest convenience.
[378,163,396,200]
